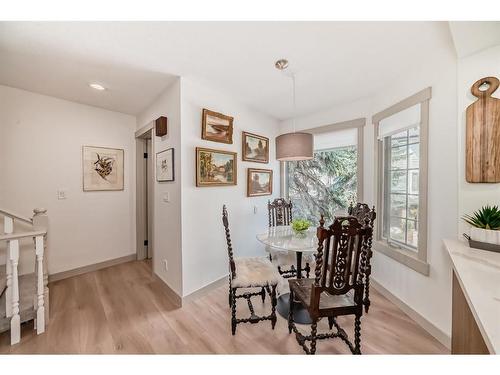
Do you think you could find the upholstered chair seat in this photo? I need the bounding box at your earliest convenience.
[232,257,281,288]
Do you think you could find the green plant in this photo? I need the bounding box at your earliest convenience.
[462,205,500,230]
[291,219,311,232]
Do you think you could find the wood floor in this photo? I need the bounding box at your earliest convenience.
[0,260,448,354]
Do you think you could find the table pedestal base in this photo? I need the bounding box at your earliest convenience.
[277,293,312,325]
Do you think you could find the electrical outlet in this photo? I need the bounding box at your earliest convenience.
[253,205,258,214]
[162,192,170,203]
[163,259,168,271]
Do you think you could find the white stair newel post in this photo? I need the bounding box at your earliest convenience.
[4,216,13,318]
[33,208,49,326]
[35,235,45,334]
[9,239,21,345]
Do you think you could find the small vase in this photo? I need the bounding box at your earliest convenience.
[293,230,307,238]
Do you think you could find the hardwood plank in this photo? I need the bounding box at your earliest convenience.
[0,260,448,354]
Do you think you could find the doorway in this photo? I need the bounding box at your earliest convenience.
[136,127,154,261]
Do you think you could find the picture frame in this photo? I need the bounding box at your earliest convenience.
[242,131,269,163]
[156,148,174,182]
[196,147,237,187]
[247,168,273,197]
[201,108,234,144]
[82,146,124,191]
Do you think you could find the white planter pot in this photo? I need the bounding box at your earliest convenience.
[470,227,500,245]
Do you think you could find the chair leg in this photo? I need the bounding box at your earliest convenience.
[364,276,371,313]
[288,290,294,334]
[271,285,277,329]
[328,316,334,330]
[260,287,266,303]
[228,283,232,308]
[231,288,237,335]
[354,313,362,354]
[269,253,272,262]
[305,263,310,278]
[309,318,318,355]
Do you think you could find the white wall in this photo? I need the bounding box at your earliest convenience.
[136,79,183,296]
[0,85,137,274]
[180,77,280,297]
[458,45,500,235]
[280,39,458,337]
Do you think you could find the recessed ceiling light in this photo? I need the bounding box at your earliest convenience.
[89,83,106,91]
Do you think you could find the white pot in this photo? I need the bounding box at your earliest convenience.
[470,227,500,245]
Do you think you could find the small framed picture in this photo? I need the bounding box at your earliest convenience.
[242,132,269,163]
[156,148,174,182]
[82,146,124,191]
[247,168,273,197]
[201,108,233,144]
[196,147,237,187]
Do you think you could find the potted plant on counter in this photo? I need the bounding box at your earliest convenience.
[462,205,500,245]
[291,219,311,238]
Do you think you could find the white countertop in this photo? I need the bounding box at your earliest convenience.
[443,238,500,354]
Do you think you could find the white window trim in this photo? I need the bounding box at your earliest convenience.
[372,87,431,276]
[280,117,365,204]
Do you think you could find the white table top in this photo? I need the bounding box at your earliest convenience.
[443,238,500,354]
[256,225,317,253]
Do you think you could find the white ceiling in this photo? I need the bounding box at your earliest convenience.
[449,21,500,58]
[0,22,458,119]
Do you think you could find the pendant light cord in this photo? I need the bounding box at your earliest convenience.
[292,73,296,133]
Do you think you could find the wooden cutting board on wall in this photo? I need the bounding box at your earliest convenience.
[466,76,500,183]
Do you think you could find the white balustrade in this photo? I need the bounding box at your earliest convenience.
[35,235,45,334]
[1,208,49,345]
[9,239,20,345]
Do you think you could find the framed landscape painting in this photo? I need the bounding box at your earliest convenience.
[156,148,174,182]
[201,108,234,144]
[83,146,124,191]
[247,168,273,197]
[196,147,237,187]
[242,131,269,163]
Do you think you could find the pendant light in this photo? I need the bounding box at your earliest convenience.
[275,59,313,161]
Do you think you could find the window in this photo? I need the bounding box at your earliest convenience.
[373,88,431,275]
[283,120,364,223]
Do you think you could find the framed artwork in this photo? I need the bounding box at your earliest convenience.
[247,168,273,197]
[156,148,174,182]
[201,108,233,144]
[82,146,124,191]
[242,131,269,163]
[196,147,237,187]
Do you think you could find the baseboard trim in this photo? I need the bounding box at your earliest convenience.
[371,278,451,349]
[48,254,137,283]
[153,274,182,307]
[182,275,228,304]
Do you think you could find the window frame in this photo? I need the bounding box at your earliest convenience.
[373,87,431,276]
[280,117,365,209]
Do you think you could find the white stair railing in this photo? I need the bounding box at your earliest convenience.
[1,208,48,345]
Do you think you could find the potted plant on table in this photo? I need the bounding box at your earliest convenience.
[462,205,500,245]
[291,219,311,238]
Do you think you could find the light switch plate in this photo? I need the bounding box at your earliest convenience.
[162,192,170,203]
[253,205,258,214]
[57,190,67,200]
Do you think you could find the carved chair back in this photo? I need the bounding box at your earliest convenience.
[311,216,372,308]
[268,198,293,227]
[348,203,376,228]
[222,205,236,278]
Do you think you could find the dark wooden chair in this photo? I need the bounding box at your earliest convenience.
[348,203,376,312]
[222,205,279,335]
[288,216,373,354]
[267,198,311,278]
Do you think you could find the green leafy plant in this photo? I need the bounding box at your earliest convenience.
[291,219,311,232]
[462,205,500,230]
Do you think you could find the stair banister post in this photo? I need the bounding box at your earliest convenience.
[35,235,45,334]
[4,216,14,318]
[9,238,21,345]
[33,208,49,326]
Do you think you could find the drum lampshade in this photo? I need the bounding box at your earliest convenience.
[275,132,314,161]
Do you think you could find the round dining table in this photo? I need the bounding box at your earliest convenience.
[256,225,317,324]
